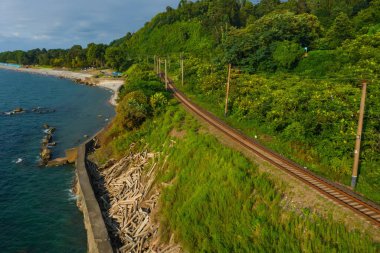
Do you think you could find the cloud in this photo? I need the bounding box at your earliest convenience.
[0,0,178,51]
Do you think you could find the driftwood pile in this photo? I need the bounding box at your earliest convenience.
[92,150,181,253]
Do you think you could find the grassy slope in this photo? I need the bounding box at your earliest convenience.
[96,97,379,252]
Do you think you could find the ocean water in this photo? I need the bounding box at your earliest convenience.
[0,69,115,252]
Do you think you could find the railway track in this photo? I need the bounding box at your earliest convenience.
[167,82,380,227]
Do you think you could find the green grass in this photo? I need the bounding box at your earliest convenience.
[97,100,379,252]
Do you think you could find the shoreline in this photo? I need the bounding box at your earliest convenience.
[0,65,124,106]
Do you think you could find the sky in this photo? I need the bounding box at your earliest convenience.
[0,0,179,51]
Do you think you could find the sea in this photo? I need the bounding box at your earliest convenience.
[0,69,115,252]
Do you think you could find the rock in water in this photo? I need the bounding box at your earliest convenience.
[40,148,52,164]
[44,127,56,135]
[13,107,24,113]
[42,134,52,145]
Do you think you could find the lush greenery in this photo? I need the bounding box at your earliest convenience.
[169,49,380,201]
[3,0,377,201]
[95,64,379,252]
[0,43,107,69]
[2,0,380,250]
[100,0,378,202]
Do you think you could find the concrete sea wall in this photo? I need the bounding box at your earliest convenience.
[75,138,113,253]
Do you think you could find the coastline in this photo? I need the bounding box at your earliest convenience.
[0,65,124,106]
[0,70,115,252]
[0,65,120,251]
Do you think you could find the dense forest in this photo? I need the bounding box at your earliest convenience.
[2,0,380,71]
[1,0,379,198]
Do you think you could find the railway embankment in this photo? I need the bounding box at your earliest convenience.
[168,81,380,228]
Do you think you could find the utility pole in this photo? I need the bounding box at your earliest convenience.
[154,55,156,72]
[224,64,231,117]
[181,53,184,86]
[351,80,367,189]
[158,58,161,75]
[165,59,168,90]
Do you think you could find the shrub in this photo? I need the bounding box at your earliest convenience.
[150,92,168,114]
[117,90,148,130]
[282,121,305,142]
[272,40,304,69]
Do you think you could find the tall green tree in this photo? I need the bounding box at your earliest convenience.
[86,43,107,67]
[223,11,322,71]
[254,0,281,17]
[66,45,86,68]
[326,12,354,48]
[272,40,304,69]
[105,46,132,71]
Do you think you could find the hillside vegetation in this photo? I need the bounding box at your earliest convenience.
[93,64,379,252]
[1,0,378,204]
[102,0,380,201]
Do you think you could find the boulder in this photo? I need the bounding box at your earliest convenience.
[13,107,24,113]
[40,148,52,161]
[42,134,52,145]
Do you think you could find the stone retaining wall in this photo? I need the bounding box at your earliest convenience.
[75,138,113,253]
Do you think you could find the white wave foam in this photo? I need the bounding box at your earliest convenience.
[67,189,78,201]
[13,158,23,164]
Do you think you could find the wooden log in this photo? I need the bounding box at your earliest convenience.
[135,216,149,236]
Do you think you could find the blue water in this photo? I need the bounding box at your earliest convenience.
[0,69,115,252]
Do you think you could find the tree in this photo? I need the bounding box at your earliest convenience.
[25,49,41,65]
[14,50,27,65]
[254,0,281,18]
[86,43,107,67]
[204,0,242,36]
[117,91,148,129]
[105,46,132,71]
[297,0,309,13]
[239,0,256,25]
[223,11,322,71]
[37,53,49,66]
[339,32,380,79]
[326,12,354,48]
[66,45,86,68]
[272,40,304,69]
[150,92,168,114]
[353,0,380,31]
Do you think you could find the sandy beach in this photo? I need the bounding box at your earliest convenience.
[93,79,124,106]
[0,65,124,106]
